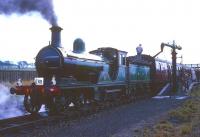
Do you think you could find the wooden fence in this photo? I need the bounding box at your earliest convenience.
[0,69,37,83]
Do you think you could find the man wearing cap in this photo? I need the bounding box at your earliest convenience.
[136,44,143,55]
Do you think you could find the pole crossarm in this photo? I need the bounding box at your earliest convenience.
[153,41,182,58]
[161,42,182,50]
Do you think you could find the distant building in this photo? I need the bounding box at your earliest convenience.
[0,60,35,70]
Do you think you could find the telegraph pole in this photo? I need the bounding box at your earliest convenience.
[161,40,182,93]
[171,41,177,93]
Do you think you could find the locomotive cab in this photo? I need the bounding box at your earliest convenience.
[90,47,127,80]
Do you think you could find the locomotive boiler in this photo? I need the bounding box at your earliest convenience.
[36,26,104,83]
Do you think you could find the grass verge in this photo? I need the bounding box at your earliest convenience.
[134,85,200,137]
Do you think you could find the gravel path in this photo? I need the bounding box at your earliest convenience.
[50,97,186,137]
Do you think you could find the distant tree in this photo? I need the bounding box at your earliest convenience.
[4,61,13,65]
[27,63,36,68]
[0,61,3,65]
[18,61,28,69]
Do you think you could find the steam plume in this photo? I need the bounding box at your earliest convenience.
[0,84,24,119]
[0,0,57,25]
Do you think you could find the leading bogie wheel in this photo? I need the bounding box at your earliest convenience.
[24,94,41,114]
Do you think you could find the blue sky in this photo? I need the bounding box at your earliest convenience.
[0,0,199,64]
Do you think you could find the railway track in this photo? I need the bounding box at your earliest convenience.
[2,83,199,136]
[1,83,199,136]
[0,112,59,135]
[0,95,137,136]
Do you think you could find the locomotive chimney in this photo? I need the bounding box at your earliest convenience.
[50,26,63,48]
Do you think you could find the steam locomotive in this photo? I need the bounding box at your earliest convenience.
[10,26,194,114]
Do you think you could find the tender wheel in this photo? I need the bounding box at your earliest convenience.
[24,94,41,114]
[72,93,85,108]
[64,96,73,108]
[47,96,65,113]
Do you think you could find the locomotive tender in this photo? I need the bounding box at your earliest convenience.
[10,26,193,114]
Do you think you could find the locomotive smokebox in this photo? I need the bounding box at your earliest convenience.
[50,26,63,48]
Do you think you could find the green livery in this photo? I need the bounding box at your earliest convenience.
[129,64,150,81]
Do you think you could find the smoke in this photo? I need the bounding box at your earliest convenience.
[0,84,25,119]
[0,0,57,25]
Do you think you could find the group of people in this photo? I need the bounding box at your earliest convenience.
[179,70,191,91]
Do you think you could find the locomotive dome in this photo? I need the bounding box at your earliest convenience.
[73,38,85,53]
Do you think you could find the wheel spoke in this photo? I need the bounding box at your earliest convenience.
[24,94,41,114]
